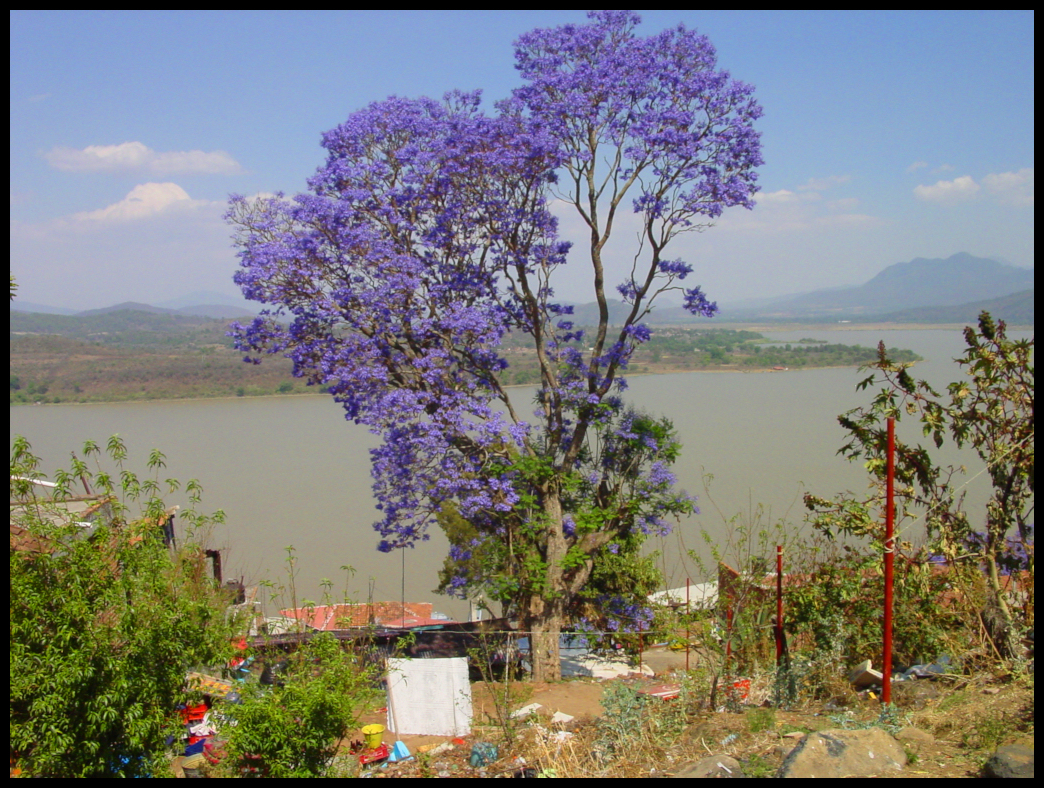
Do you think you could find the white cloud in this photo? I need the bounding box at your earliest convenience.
[906,161,929,173]
[10,188,237,310]
[797,175,850,191]
[913,175,980,203]
[73,182,212,222]
[753,189,819,205]
[982,168,1034,206]
[45,141,242,175]
[932,163,955,173]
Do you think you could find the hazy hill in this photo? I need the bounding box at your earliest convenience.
[9,300,79,316]
[10,309,235,348]
[12,291,258,321]
[74,301,255,319]
[749,253,1032,318]
[77,301,180,317]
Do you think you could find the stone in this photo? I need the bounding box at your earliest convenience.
[895,727,936,747]
[673,755,746,778]
[777,728,906,778]
[982,744,1034,779]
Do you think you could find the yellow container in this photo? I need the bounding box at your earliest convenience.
[361,724,385,749]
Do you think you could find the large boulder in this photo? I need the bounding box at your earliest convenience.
[983,744,1034,779]
[778,728,906,778]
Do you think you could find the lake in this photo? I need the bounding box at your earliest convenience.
[9,326,1021,621]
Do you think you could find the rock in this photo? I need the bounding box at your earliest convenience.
[982,686,1001,695]
[982,744,1034,779]
[895,727,936,747]
[778,728,906,778]
[673,755,745,778]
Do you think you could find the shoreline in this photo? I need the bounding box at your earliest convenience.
[15,321,1018,408]
[9,361,910,407]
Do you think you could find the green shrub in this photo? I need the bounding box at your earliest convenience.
[224,633,377,777]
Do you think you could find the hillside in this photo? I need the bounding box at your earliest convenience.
[11,309,237,347]
[737,253,1033,320]
[871,288,1034,326]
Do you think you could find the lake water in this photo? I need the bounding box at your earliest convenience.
[9,327,1023,621]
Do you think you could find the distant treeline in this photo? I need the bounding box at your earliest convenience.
[496,327,922,385]
[11,310,922,404]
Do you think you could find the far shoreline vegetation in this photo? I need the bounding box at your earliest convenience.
[9,310,931,405]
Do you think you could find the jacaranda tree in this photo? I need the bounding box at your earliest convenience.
[227,11,762,680]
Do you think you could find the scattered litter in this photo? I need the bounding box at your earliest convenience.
[358,743,391,766]
[361,724,385,749]
[550,711,574,724]
[717,761,733,774]
[469,742,499,768]
[185,671,234,700]
[388,741,413,762]
[721,733,739,747]
[730,678,751,700]
[511,703,543,719]
[638,683,681,700]
[417,741,456,755]
[848,659,883,689]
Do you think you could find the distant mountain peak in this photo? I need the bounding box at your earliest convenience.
[77,301,179,317]
[724,252,1033,320]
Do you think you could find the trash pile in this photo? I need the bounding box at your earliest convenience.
[175,695,229,778]
[173,646,250,776]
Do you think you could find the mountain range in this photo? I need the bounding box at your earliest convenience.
[12,291,256,320]
[10,254,1034,326]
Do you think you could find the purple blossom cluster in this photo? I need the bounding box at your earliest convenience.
[227,11,761,636]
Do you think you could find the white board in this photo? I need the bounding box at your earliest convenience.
[386,657,473,737]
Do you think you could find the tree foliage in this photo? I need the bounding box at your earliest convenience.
[804,312,1034,655]
[10,436,239,777]
[227,11,762,680]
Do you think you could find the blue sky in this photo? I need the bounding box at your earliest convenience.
[10,10,1034,311]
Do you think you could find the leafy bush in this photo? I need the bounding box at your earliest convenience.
[10,436,238,777]
[223,633,377,777]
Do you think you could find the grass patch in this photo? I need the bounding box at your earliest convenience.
[746,707,776,733]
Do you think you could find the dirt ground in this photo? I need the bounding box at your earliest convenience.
[343,647,1034,778]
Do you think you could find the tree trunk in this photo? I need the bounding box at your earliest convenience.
[524,490,569,682]
[984,549,1018,658]
[525,597,565,683]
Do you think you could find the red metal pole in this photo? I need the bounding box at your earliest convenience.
[882,417,895,705]
[776,546,784,665]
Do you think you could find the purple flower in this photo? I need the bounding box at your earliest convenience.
[226,10,760,650]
